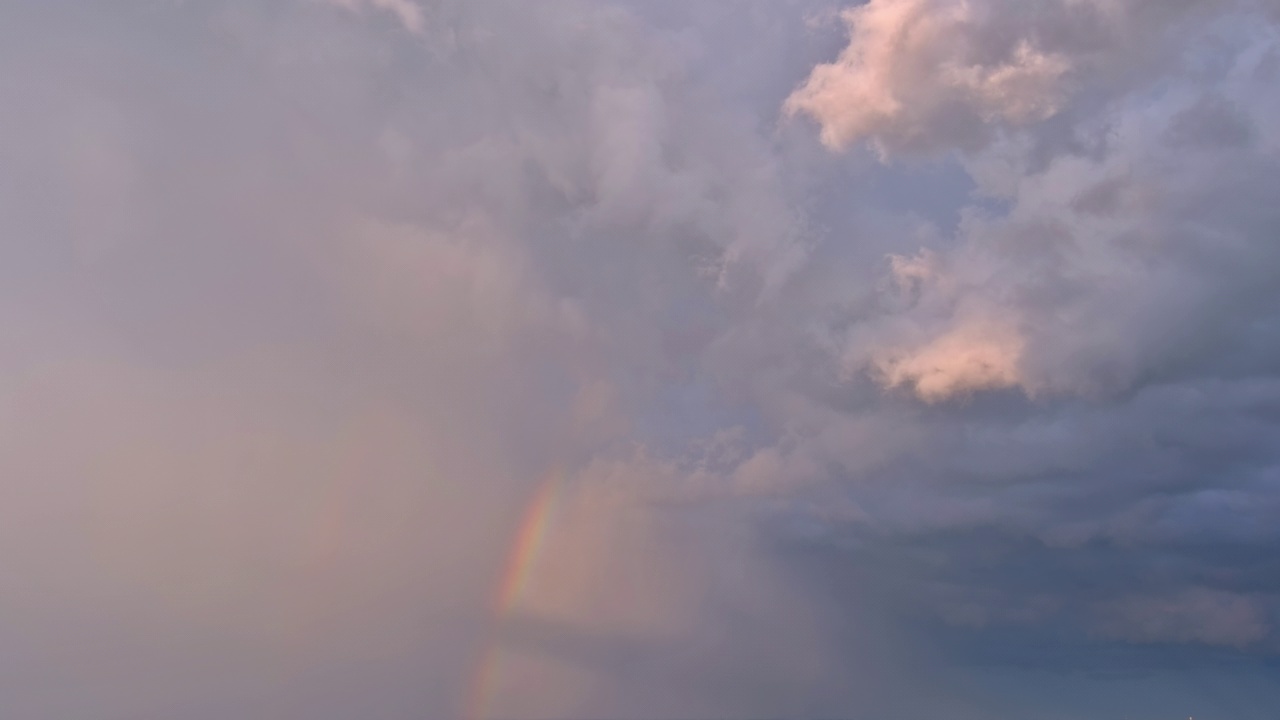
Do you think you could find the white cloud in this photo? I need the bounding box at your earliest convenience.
[872,318,1026,401]
[784,0,1235,157]
[785,0,1073,155]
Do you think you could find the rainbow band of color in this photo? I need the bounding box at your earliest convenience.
[464,468,565,720]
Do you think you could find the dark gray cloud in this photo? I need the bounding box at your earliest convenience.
[703,5,1280,712]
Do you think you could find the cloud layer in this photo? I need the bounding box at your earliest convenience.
[2,1,1280,718]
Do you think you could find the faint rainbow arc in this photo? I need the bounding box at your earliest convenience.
[464,467,566,720]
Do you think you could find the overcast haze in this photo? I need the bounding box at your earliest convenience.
[2,1,1280,718]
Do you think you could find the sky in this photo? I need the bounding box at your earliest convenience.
[1,1,1279,718]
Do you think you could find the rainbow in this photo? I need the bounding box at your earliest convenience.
[464,467,566,720]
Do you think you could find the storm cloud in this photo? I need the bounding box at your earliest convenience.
[2,1,1279,718]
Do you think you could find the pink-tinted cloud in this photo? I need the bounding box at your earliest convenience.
[321,0,424,34]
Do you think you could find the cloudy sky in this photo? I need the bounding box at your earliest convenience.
[3,1,1280,718]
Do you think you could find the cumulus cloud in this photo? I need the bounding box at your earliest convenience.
[799,5,1280,405]
[785,0,1239,157]
[872,317,1026,401]
[711,0,1280,683]
[785,0,1072,155]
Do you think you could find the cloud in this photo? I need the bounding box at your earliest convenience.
[321,0,425,34]
[785,0,1072,155]
[705,0,1280,685]
[0,3,838,718]
[872,317,1026,401]
[784,0,1237,157]
[4,1,1280,718]
[1096,589,1272,648]
[805,10,1280,404]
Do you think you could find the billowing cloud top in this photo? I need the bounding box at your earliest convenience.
[2,1,1280,718]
